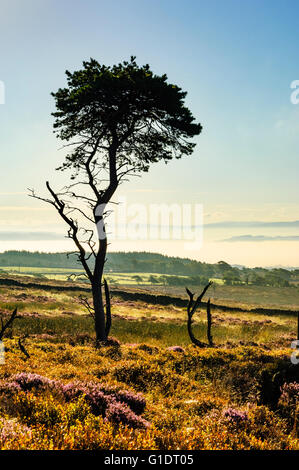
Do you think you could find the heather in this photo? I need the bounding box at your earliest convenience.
[0,279,298,450]
[0,336,298,450]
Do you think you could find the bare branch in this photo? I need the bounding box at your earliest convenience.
[0,308,18,341]
[18,335,30,359]
[78,295,95,317]
[39,181,94,282]
[185,283,213,348]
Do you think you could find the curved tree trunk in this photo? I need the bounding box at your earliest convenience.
[92,144,118,344]
[104,278,112,337]
[92,281,106,343]
[93,196,114,344]
[207,299,213,347]
[187,313,206,347]
[93,232,108,343]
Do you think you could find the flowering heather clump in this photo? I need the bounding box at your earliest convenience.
[62,382,110,416]
[167,346,185,353]
[61,381,91,401]
[0,418,31,441]
[61,380,146,415]
[112,389,146,415]
[10,373,146,412]
[61,381,148,427]
[0,372,149,430]
[105,401,150,429]
[0,380,21,395]
[97,385,146,415]
[279,382,299,406]
[12,373,55,391]
[222,408,248,425]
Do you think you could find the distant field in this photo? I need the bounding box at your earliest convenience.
[0,266,83,273]
[0,266,83,279]
[0,267,187,284]
[142,284,299,311]
[0,279,297,348]
[1,266,299,310]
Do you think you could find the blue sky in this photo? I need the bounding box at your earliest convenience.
[0,0,299,266]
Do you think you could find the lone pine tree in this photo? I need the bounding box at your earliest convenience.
[30,56,202,343]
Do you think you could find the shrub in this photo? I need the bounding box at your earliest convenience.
[278,382,299,433]
[1,373,149,430]
[222,407,249,426]
[0,380,21,395]
[113,361,172,392]
[105,401,150,429]
[0,417,31,445]
[12,373,55,391]
[98,385,146,415]
[279,382,299,407]
[13,392,63,427]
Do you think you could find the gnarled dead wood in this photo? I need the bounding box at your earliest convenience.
[18,334,30,359]
[78,278,112,341]
[186,282,213,348]
[0,308,18,341]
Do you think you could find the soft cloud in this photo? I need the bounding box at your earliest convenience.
[206,220,299,229]
[0,231,64,241]
[221,234,299,242]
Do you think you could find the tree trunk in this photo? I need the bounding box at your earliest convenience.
[207,299,213,347]
[92,146,118,343]
[92,280,107,343]
[93,208,108,343]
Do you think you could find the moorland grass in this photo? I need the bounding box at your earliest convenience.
[6,312,297,349]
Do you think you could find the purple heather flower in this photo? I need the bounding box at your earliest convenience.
[167,346,185,353]
[222,408,248,425]
[2,373,149,429]
[12,373,55,391]
[0,380,21,394]
[280,382,299,405]
[0,418,31,441]
[105,401,150,429]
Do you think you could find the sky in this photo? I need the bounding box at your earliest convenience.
[0,0,299,267]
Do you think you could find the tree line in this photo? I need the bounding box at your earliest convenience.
[0,251,298,287]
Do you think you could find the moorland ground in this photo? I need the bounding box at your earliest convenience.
[0,274,298,450]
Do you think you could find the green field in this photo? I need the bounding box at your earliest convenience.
[1,265,299,311]
[0,266,184,283]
